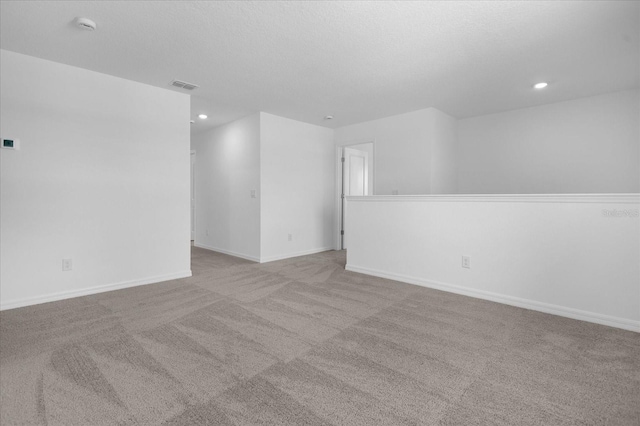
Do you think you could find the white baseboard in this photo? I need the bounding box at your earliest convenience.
[194,243,260,262]
[194,243,333,264]
[345,264,640,333]
[259,247,334,263]
[0,270,193,311]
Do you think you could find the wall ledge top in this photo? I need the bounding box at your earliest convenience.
[346,194,640,204]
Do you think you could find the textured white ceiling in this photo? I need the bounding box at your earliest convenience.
[1,1,638,133]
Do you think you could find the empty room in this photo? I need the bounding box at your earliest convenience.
[1,1,638,425]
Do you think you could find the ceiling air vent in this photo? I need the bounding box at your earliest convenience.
[170,80,199,90]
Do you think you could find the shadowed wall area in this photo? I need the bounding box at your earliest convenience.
[1,247,638,425]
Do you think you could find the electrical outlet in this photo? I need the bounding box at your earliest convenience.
[392,189,399,195]
[250,189,257,198]
[462,256,470,269]
[62,258,73,271]
[288,233,293,241]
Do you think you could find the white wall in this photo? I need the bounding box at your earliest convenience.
[335,109,432,195]
[192,112,333,262]
[457,90,640,194]
[260,113,335,261]
[345,195,640,332]
[191,113,261,261]
[429,109,458,194]
[335,107,457,195]
[0,50,191,310]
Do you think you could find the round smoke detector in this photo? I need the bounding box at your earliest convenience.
[76,17,97,31]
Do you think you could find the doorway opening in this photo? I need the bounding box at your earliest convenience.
[336,142,374,250]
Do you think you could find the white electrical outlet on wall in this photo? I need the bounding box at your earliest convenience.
[62,258,73,271]
[462,256,471,269]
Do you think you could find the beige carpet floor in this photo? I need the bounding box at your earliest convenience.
[1,247,638,425]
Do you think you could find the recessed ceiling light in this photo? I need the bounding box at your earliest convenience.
[75,17,97,31]
[324,115,333,120]
[198,114,208,119]
[533,82,548,89]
